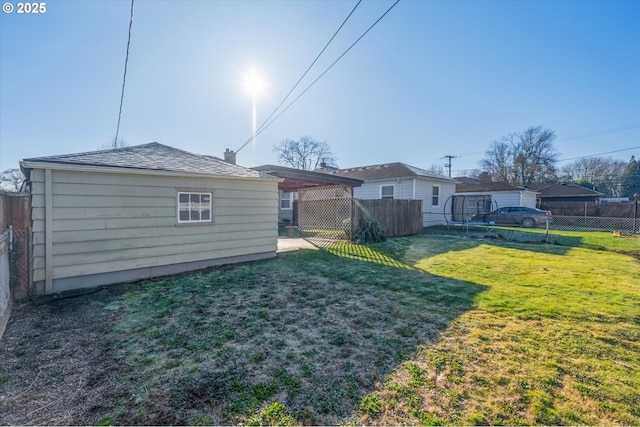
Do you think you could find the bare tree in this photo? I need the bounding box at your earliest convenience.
[561,157,627,197]
[426,163,445,176]
[273,136,337,170]
[0,168,26,192]
[480,125,558,186]
[99,137,128,150]
[481,140,512,183]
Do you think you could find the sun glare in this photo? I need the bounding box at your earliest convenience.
[243,70,265,97]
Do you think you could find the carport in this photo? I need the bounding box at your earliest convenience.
[252,165,363,243]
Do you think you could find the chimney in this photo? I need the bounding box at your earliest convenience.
[224,148,236,165]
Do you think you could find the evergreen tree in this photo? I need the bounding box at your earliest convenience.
[621,156,640,197]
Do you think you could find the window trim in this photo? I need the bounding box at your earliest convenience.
[432,185,440,207]
[280,191,294,210]
[380,184,395,199]
[177,191,213,224]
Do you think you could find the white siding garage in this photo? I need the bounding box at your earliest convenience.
[455,182,539,210]
[21,143,279,296]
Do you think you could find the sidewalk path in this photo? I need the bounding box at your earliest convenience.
[277,237,317,253]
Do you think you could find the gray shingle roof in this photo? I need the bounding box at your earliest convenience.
[528,182,603,197]
[456,182,536,193]
[22,142,269,179]
[328,162,455,182]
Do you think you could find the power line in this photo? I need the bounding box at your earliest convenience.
[114,0,135,145]
[236,0,362,154]
[556,124,640,142]
[236,0,400,153]
[558,146,640,162]
[442,155,458,178]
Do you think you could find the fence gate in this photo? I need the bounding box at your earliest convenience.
[298,185,353,246]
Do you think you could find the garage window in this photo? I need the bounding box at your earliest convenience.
[381,185,394,199]
[178,192,212,223]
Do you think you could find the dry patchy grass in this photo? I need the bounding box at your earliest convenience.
[1,229,638,426]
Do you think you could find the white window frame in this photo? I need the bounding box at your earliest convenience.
[380,185,394,199]
[177,192,212,223]
[432,185,440,207]
[280,191,294,210]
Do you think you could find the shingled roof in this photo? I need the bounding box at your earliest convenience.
[456,182,536,193]
[252,164,362,192]
[327,162,455,182]
[21,142,270,179]
[528,182,603,198]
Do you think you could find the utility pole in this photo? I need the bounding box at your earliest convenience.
[443,155,458,178]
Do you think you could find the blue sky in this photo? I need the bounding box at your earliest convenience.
[1,0,639,175]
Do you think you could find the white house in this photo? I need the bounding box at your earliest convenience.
[20,142,279,296]
[455,181,539,209]
[327,162,457,227]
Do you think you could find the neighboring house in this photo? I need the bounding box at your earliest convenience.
[20,142,279,296]
[529,182,603,206]
[252,164,362,225]
[455,181,539,210]
[327,162,457,227]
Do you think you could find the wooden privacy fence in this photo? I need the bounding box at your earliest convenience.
[540,201,637,218]
[0,191,31,300]
[353,199,423,237]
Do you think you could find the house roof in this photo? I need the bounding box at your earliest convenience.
[456,182,537,193]
[454,176,480,185]
[21,142,271,179]
[326,162,456,182]
[528,182,604,198]
[251,164,363,192]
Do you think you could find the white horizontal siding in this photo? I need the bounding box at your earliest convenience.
[455,190,538,210]
[416,179,456,226]
[30,169,278,291]
[492,192,521,209]
[399,179,414,199]
[354,177,454,226]
[521,191,538,208]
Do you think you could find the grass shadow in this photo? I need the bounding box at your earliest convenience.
[86,240,487,426]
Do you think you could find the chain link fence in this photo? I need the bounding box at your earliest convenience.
[550,215,639,234]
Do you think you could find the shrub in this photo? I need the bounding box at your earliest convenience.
[354,219,386,244]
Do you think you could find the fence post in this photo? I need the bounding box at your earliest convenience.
[634,193,638,234]
[545,217,550,243]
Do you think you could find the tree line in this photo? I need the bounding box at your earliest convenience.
[476,125,639,198]
[273,129,639,198]
[2,130,639,198]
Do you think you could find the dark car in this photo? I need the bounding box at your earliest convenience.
[481,206,552,228]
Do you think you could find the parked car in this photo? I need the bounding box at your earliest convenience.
[474,206,552,228]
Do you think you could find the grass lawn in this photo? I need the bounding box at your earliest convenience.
[0,228,640,425]
[2,228,637,425]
